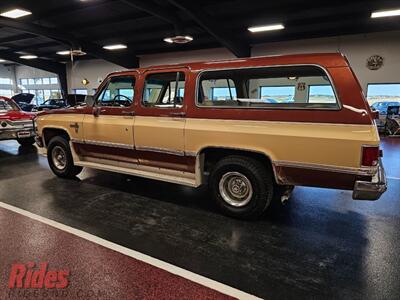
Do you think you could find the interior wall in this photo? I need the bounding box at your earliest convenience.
[14,65,60,94]
[251,31,400,92]
[66,59,125,94]
[0,64,17,94]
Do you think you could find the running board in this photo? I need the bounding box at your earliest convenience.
[75,158,197,187]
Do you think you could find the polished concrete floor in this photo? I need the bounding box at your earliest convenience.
[0,138,399,300]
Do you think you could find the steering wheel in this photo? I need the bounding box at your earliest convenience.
[112,94,132,106]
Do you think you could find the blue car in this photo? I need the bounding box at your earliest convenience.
[371,101,400,114]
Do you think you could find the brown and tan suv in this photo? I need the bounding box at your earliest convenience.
[35,53,387,219]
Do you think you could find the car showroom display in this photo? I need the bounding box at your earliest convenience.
[34,53,387,219]
[34,98,68,111]
[0,96,35,146]
[385,106,400,136]
[11,93,37,112]
[371,101,400,130]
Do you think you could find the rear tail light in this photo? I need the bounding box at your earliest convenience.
[361,146,380,167]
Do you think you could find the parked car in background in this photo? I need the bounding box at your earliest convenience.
[370,101,400,129]
[67,94,86,106]
[0,96,36,146]
[35,53,386,219]
[11,93,37,112]
[34,99,68,112]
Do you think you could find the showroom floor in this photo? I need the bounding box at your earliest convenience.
[0,138,399,300]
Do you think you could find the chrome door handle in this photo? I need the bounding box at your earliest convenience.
[169,112,186,117]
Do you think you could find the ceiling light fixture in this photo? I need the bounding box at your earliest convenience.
[56,50,71,55]
[20,55,37,60]
[0,59,6,63]
[1,8,32,19]
[248,24,285,33]
[103,44,127,50]
[163,35,193,44]
[56,49,86,56]
[371,8,400,18]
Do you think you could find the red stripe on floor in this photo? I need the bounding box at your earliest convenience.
[0,208,235,300]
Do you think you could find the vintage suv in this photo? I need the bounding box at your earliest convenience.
[35,53,386,219]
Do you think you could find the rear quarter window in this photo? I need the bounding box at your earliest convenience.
[197,65,340,110]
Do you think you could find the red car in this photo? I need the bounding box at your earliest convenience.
[0,96,36,146]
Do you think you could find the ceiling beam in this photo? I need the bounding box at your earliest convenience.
[0,33,36,44]
[2,42,61,52]
[0,16,139,68]
[120,0,183,32]
[166,0,250,57]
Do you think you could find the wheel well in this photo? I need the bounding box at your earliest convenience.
[42,128,70,146]
[200,147,274,177]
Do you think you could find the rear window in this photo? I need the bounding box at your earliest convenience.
[197,65,339,109]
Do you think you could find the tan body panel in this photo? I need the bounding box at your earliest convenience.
[185,119,380,170]
[82,114,134,148]
[134,116,185,155]
[37,114,84,142]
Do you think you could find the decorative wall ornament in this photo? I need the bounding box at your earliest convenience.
[367,55,384,70]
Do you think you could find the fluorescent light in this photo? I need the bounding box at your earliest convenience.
[56,50,71,55]
[20,55,37,60]
[1,9,32,19]
[248,24,285,33]
[164,37,174,44]
[103,44,127,50]
[371,9,400,18]
[0,59,6,63]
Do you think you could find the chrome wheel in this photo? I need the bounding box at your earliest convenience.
[219,172,253,207]
[52,146,67,170]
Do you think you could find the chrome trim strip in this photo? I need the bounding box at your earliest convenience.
[135,146,185,156]
[71,138,185,156]
[273,160,377,176]
[71,139,134,150]
[185,151,197,157]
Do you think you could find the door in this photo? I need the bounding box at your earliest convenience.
[81,74,136,160]
[134,70,193,172]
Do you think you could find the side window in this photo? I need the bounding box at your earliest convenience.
[198,66,339,109]
[97,76,135,107]
[142,72,185,108]
[308,85,336,104]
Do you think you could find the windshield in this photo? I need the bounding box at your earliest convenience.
[0,99,19,112]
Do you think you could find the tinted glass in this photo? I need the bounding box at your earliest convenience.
[198,66,339,109]
[97,76,135,107]
[143,72,185,108]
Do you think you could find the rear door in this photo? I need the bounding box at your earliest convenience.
[134,69,193,172]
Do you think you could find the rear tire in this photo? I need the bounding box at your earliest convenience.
[17,137,35,146]
[47,136,82,178]
[209,155,274,220]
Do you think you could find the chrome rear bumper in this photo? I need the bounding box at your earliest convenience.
[0,128,35,140]
[353,159,387,201]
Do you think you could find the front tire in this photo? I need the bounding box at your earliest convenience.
[209,156,274,220]
[17,137,35,146]
[47,136,83,178]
